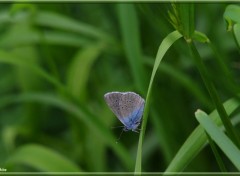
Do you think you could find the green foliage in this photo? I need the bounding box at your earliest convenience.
[0,3,240,173]
[224,5,240,51]
[196,110,240,171]
[117,4,147,93]
[6,144,81,172]
[165,98,240,172]
[168,3,194,40]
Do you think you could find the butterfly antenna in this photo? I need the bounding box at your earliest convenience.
[116,128,124,144]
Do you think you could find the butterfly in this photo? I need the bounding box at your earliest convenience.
[104,92,145,132]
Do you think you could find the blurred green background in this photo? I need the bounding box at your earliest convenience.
[0,3,239,172]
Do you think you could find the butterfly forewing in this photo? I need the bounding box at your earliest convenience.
[104,92,125,122]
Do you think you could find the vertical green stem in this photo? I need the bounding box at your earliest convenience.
[188,42,240,148]
[206,133,227,172]
[208,42,239,95]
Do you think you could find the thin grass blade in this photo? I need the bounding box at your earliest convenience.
[196,110,240,171]
[0,93,134,170]
[165,97,240,172]
[6,144,81,172]
[135,30,182,173]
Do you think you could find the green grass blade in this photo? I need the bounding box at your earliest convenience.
[208,42,237,89]
[117,4,147,93]
[0,29,91,48]
[6,144,81,172]
[34,11,110,41]
[189,42,240,148]
[135,30,183,173]
[42,31,91,47]
[0,10,109,48]
[205,133,227,172]
[67,43,105,100]
[0,93,134,170]
[165,97,240,172]
[196,110,240,171]
[0,50,65,92]
[0,25,39,48]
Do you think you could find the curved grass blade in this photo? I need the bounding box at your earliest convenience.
[0,29,91,48]
[5,144,81,172]
[196,110,240,171]
[135,30,183,173]
[67,43,105,100]
[165,97,240,172]
[0,50,65,92]
[0,10,113,42]
[34,11,111,41]
[0,93,134,170]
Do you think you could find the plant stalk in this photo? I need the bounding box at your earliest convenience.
[188,42,240,149]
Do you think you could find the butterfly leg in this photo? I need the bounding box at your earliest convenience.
[132,129,140,133]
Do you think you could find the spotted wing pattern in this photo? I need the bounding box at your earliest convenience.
[119,92,144,121]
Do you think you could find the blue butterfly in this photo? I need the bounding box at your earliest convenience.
[104,92,145,132]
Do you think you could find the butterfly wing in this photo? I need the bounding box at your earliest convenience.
[104,92,145,130]
[119,92,145,129]
[104,92,126,126]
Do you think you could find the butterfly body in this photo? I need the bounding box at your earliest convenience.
[104,92,145,132]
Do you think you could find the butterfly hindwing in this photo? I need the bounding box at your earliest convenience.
[119,92,144,122]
